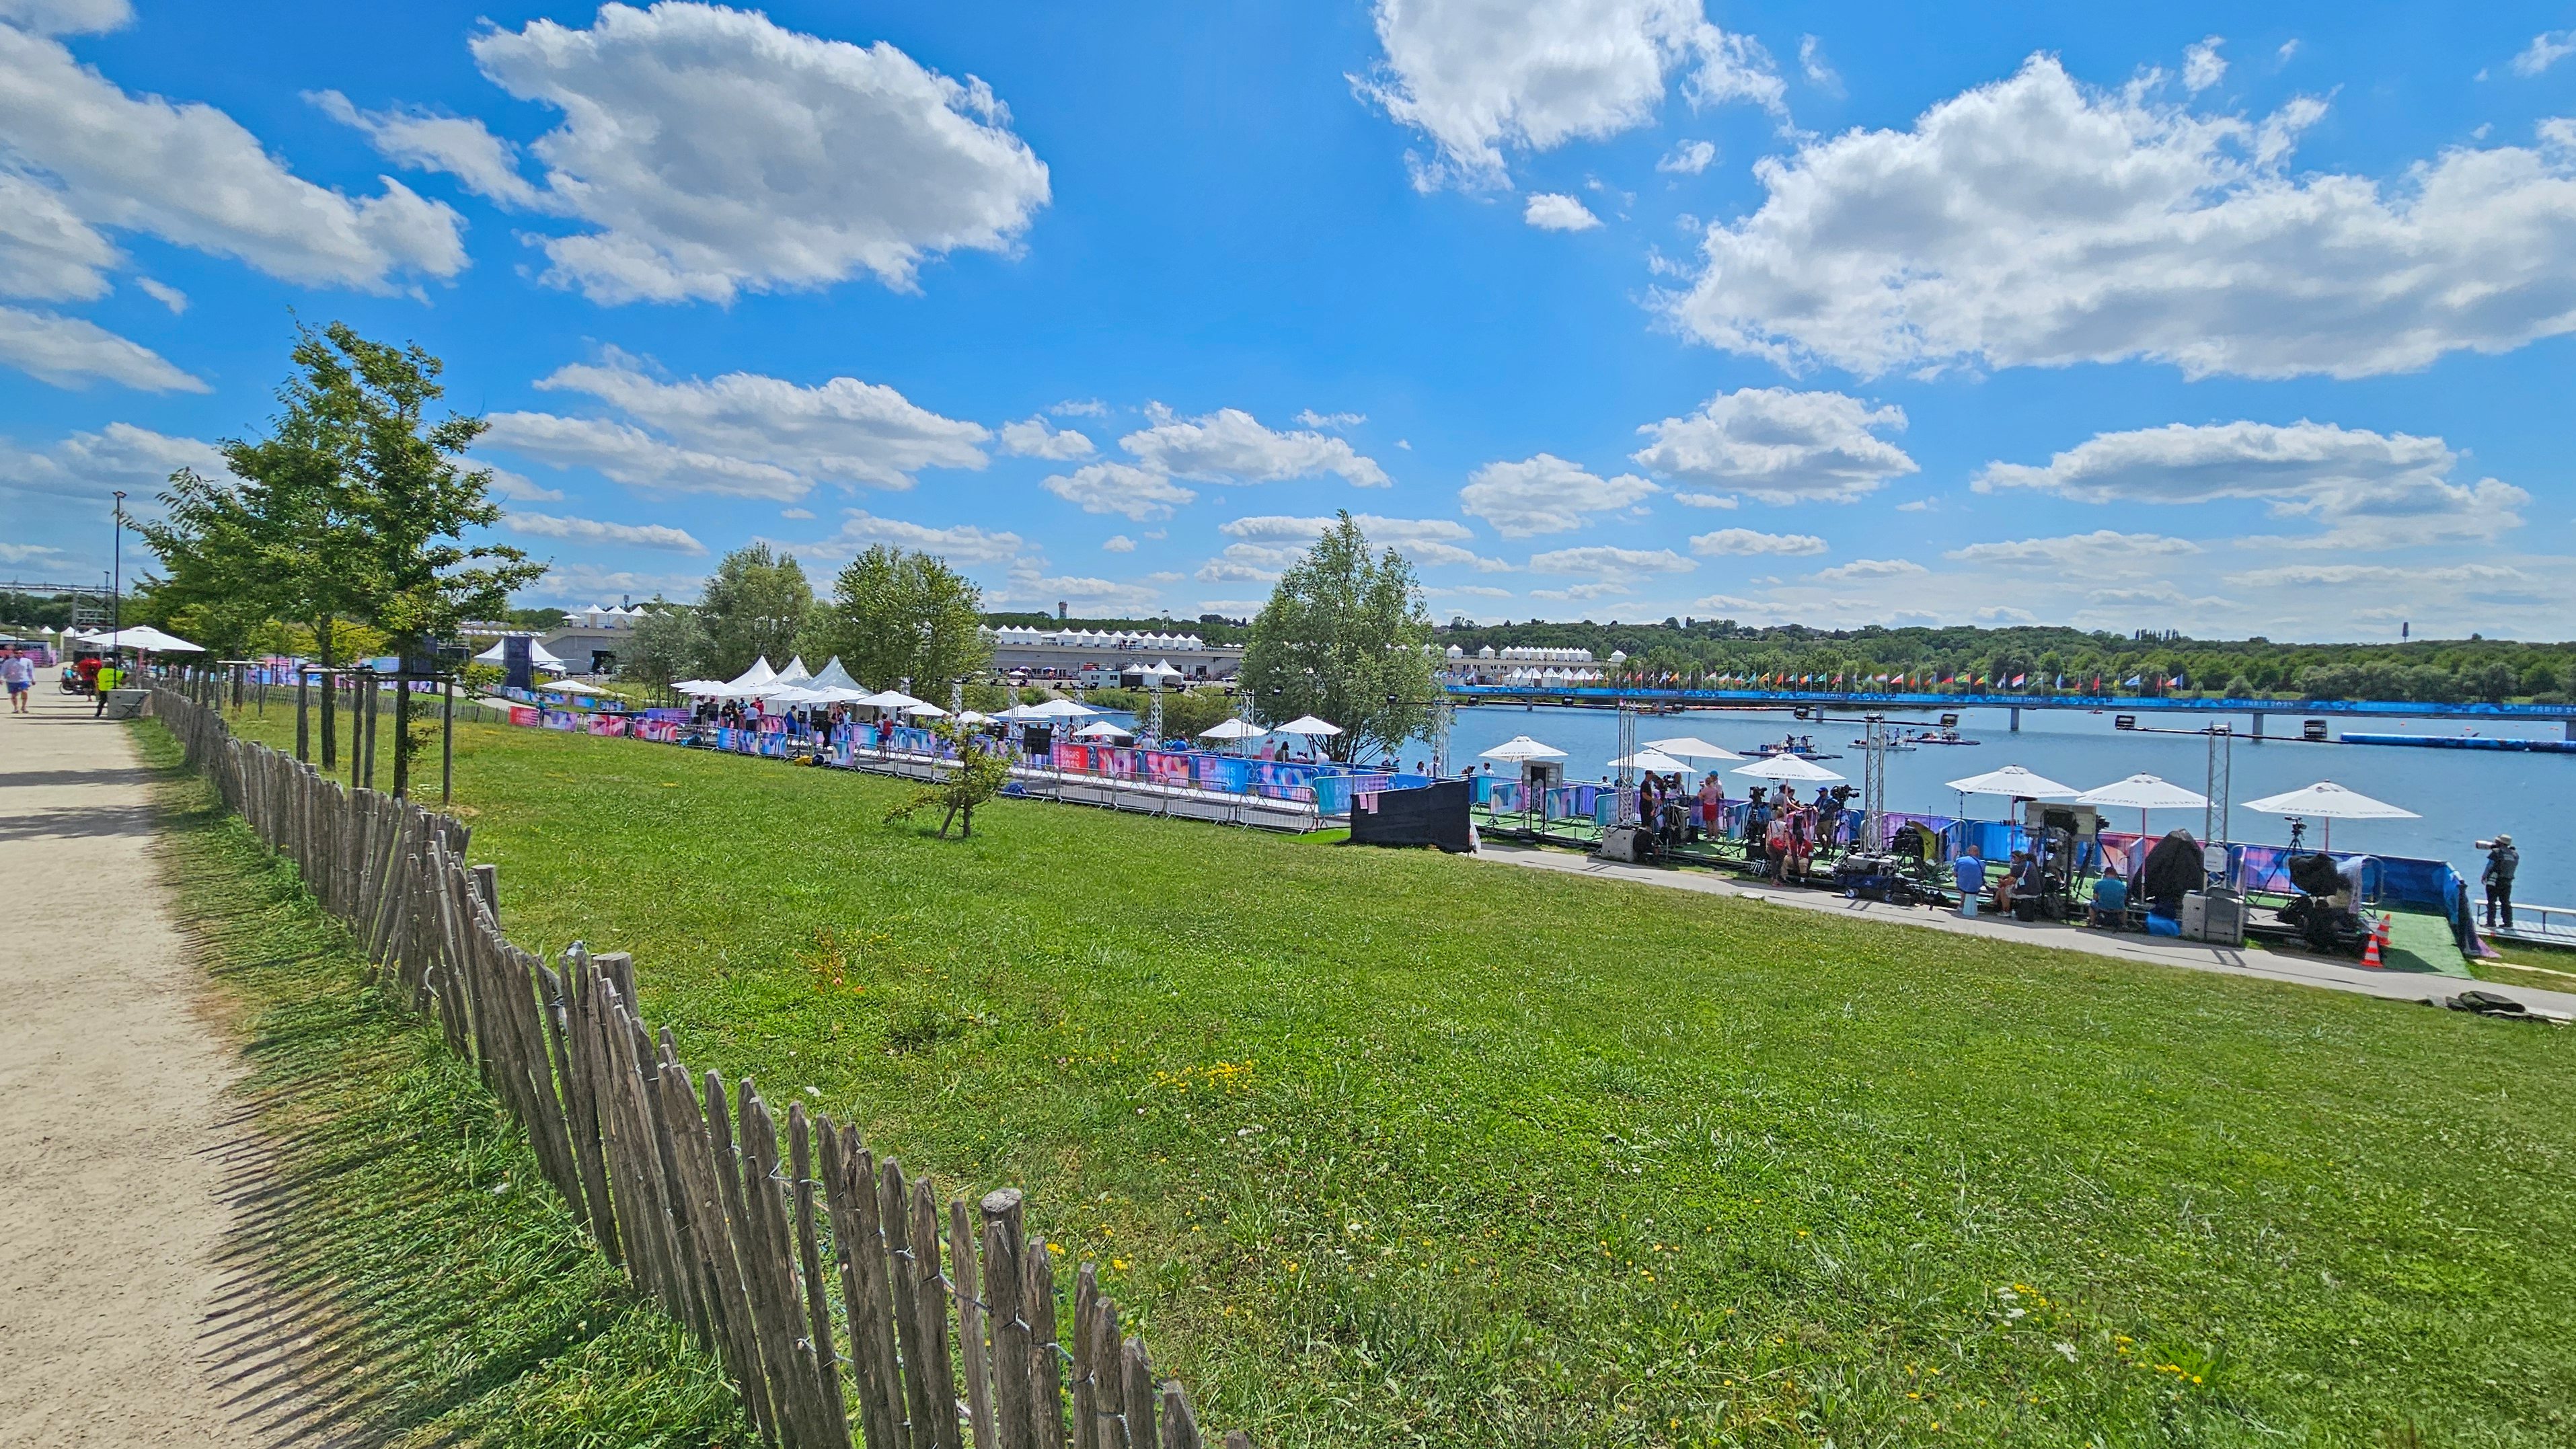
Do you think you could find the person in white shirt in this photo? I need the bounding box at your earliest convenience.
[1,650,35,713]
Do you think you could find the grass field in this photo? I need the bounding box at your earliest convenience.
[225,704,2575,1447]
[138,718,751,1448]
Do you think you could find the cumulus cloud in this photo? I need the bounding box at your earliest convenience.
[999,416,1095,460]
[0,22,463,297]
[1663,55,2576,379]
[1974,420,2527,548]
[0,421,229,503]
[1220,512,1510,570]
[1195,542,1299,583]
[780,508,1026,565]
[1797,36,1840,93]
[1690,526,1825,556]
[506,510,706,553]
[1459,454,1658,537]
[997,561,1165,615]
[328,2,1049,303]
[1657,139,1716,174]
[1809,557,1926,582]
[1351,0,1782,190]
[1101,534,1135,553]
[1632,387,1916,504]
[484,467,564,503]
[0,0,130,33]
[1295,409,1365,430]
[1120,405,1390,486]
[1528,545,1695,576]
[527,560,709,604]
[132,276,184,313]
[1042,461,1196,521]
[486,350,989,500]
[2181,36,2226,92]
[1523,192,1603,231]
[0,303,201,391]
[1944,531,2202,570]
[2513,30,2575,77]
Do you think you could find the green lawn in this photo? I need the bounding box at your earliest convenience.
[225,705,2575,1447]
[139,717,751,1448]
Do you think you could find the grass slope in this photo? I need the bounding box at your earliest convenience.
[139,717,750,1447]
[230,708,2575,1447]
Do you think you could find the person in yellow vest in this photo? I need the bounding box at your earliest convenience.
[91,657,124,716]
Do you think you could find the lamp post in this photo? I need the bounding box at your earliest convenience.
[110,490,125,639]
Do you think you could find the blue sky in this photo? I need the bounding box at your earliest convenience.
[3,0,2572,640]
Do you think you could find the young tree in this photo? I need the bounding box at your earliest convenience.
[823,545,992,694]
[304,323,542,795]
[697,544,814,679]
[884,719,1012,837]
[625,600,710,687]
[1239,511,1436,764]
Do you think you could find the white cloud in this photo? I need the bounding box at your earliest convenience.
[1632,387,1916,503]
[1529,582,1638,602]
[484,467,564,503]
[997,561,1166,615]
[0,0,129,33]
[1974,420,2528,548]
[1690,526,1825,556]
[2181,36,2226,92]
[1459,453,1657,537]
[1523,192,1603,231]
[0,22,463,296]
[780,506,814,520]
[1195,542,1298,583]
[490,350,989,499]
[784,508,1025,565]
[0,303,201,391]
[132,276,184,313]
[2513,30,2575,77]
[1657,139,1716,174]
[1101,534,1135,553]
[0,422,229,504]
[529,560,708,604]
[1944,531,2201,570]
[332,1,1049,304]
[0,171,116,301]
[506,510,706,553]
[1294,409,1365,430]
[1042,461,1196,521]
[1527,545,1695,576]
[999,416,1096,460]
[1219,512,1508,571]
[1664,55,2576,379]
[1796,36,1840,94]
[1351,0,1782,190]
[0,540,65,563]
[1119,405,1390,487]
[1051,398,1108,418]
[1809,557,1926,582]
[1671,490,1735,508]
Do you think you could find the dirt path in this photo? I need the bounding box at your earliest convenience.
[0,690,263,1447]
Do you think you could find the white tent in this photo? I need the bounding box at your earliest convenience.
[773,656,813,686]
[808,656,864,693]
[1276,714,1342,737]
[1731,754,1844,783]
[474,636,568,671]
[2239,780,2417,851]
[726,657,778,690]
[91,624,203,653]
[1640,735,1745,762]
[2076,773,2210,838]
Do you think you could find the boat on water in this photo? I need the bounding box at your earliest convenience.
[1905,730,1981,746]
[1854,737,1918,752]
[1754,738,1843,760]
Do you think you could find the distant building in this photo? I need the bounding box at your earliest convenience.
[983,625,1243,681]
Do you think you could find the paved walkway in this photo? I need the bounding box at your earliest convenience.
[1474,840,2576,1019]
[0,690,262,1446]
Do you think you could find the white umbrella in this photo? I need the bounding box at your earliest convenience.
[2076,773,2211,838]
[1640,735,1746,762]
[1480,735,1566,762]
[1610,748,1696,775]
[1276,714,1343,737]
[857,689,927,711]
[1198,718,1266,741]
[1027,698,1100,719]
[1946,765,2078,799]
[1731,754,1844,783]
[956,709,995,725]
[1073,719,1133,740]
[2240,780,2418,851]
[903,701,950,719]
[92,624,203,653]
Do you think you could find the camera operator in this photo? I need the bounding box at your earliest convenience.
[2480,834,2517,930]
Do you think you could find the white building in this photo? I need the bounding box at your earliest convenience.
[984,625,1244,680]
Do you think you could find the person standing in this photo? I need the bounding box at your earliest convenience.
[1954,845,1987,918]
[92,656,124,716]
[2483,834,2519,930]
[1,649,34,713]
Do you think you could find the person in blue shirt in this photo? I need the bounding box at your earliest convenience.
[2088,873,2129,928]
[1954,847,1987,917]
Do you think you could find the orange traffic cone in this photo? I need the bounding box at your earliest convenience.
[2359,912,2388,968]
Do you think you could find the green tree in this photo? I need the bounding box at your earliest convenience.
[884,719,1012,837]
[697,544,814,680]
[313,323,543,795]
[625,601,710,687]
[822,545,991,695]
[1239,511,1436,765]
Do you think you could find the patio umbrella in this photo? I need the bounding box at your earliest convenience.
[1199,718,1266,741]
[956,709,995,725]
[1640,735,1745,762]
[1610,748,1696,775]
[2075,773,2210,839]
[903,701,951,719]
[1731,754,1844,783]
[1275,714,1342,737]
[857,689,927,711]
[1944,764,2078,800]
[1073,719,1133,740]
[1027,698,1100,719]
[2238,780,2417,851]
[91,624,203,653]
[1480,735,1566,762]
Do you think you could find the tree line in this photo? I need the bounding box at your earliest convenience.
[622,542,997,700]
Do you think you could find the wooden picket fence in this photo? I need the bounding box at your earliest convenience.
[155,688,1256,1449]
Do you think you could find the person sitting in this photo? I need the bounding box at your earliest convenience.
[2088,873,2129,929]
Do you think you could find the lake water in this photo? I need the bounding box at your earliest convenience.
[1427,703,2569,906]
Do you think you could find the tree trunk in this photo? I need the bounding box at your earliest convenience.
[960,802,973,838]
[938,803,958,838]
[317,618,339,770]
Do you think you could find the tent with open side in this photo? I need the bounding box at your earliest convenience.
[475,636,568,672]
[773,656,814,687]
[91,624,203,653]
[808,656,864,693]
[726,656,778,691]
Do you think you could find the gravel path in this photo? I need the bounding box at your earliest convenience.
[0,690,263,1447]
